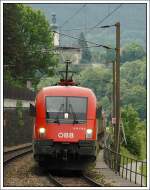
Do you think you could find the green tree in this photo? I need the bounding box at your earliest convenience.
[37,76,59,90]
[100,49,115,65]
[121,105,142,156]
[79,65,112,99]
[3,4,58,87]
[121,42,145,63]
[19,5,58,78]
[3,4,25,80]
[91,51,101,64]
[78,32,92,64]
[121,85,146,119]
[91,48,115,65]
[121,58,146,86]
[37,63,69,90]
[120,58,146,119]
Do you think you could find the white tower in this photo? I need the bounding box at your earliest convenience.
[51,13,59,47]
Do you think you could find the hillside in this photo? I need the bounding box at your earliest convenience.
[28,3,146,48]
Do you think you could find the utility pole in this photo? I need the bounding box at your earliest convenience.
[112,60,116,151]
[115,22,121,172]
[100,22,121,172]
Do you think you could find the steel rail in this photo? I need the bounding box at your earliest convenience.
[48,172,103,187]
[82,173,103,187]
[4,144,32,165]
[4,143,32,154]
[48,173,64,187]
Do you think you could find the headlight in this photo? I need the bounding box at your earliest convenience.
[86,129,93,139]
[39,127,46,137]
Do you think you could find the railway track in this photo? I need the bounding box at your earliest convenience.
[4,143,32,165]
[4,144,103,187]
[48,172,103,187]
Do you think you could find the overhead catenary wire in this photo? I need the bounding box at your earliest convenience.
[92,4,122,28]
[60,4,86,28]
[54,31,113,49]
[58,3,122,47]
[25,30,114,54]
[61,24,115,32]
[25,45,111,54]
[25,4,122,54]
[65,4,122,34]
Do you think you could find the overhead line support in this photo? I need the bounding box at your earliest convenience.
[115,22,121,172]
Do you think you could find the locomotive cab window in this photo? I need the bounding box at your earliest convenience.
[46,96,87,124]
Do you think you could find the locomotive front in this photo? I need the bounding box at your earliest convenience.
[31,86,99,170]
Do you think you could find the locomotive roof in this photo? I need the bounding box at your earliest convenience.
[37,85,96,98]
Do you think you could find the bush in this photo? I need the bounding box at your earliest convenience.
[121,105,145,157]
[125,135,141,156]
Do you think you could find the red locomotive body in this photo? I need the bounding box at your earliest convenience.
[34,86,97,142]
[30,62,105,170]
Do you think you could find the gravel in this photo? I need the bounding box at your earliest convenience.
[4,154,54,187]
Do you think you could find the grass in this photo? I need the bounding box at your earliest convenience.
[139,164,147,185]
[120,146,137,159]
[85,163,115,186]
[138,139,146,161]
[120,146,137,165]
[120,146,147,185]
[142,164,147,176]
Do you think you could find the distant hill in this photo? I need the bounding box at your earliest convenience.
[28,3,146,49]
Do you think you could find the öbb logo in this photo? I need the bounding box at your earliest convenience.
[58,132,74,138]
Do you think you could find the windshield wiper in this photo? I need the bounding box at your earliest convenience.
[54,103,64,124]
[69,104,78,124]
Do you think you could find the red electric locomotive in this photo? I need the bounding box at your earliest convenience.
[30,61,105,170]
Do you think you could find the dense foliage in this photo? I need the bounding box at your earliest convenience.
[91,42,145,65]
[78,32,92,64]
[121,105,146,158]
[4,4,24,76]
[121,58,146,119]
[121,42,146,63]
[4,4,58,88]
